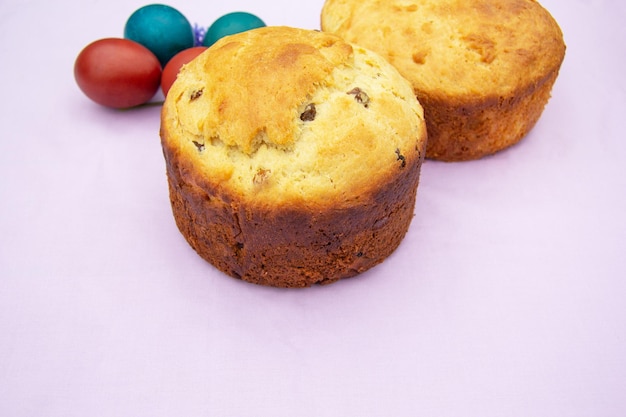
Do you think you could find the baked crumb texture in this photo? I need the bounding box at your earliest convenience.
[321,0,566,161]
[160,26,427,287]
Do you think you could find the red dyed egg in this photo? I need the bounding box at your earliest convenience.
[74,38,162,109]
[161,46,208,96]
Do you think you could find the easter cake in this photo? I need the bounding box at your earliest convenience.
[321,0,566,161]
[160,26,427,287]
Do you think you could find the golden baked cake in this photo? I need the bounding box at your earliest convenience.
[321,0,566,161]
[160,26,427,288]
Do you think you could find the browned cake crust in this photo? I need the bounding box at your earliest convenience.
[160,27,427,287]
[321,0,566,161]
[421,69,560,160]
[162,143,423,287]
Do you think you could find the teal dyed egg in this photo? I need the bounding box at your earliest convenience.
[203,12,266,47]
[124,4,194,67]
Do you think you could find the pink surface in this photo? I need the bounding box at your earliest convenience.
[1,1,625,416]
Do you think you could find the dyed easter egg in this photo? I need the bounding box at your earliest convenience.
[124,4,194,66]
[74,38,162,109]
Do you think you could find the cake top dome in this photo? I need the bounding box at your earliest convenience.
[161,26,426,207]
